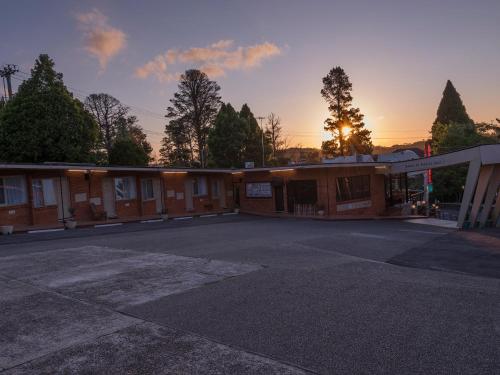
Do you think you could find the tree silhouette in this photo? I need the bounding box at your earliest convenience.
[165,70,221,167]
[0,54,98,163]
[321,66,372,157]
[434,80,472,125]
[208,103,247,167]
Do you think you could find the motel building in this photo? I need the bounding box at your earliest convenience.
[1,144,500,233]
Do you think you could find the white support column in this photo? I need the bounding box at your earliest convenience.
[478,165,500,228]
[492,182,500,228]
[457,158,481,229]
[469,165,494,227]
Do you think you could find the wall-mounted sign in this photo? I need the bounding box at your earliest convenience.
[74,193,87,203]
[246,182,272,198]
[176,192,184,200]
[89,197,101,205]
[167,190,175,198]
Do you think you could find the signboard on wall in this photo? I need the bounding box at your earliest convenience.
[246,182,272,198]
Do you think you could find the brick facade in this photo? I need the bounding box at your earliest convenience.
[1,164,392,230]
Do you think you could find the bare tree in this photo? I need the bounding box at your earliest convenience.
[265,113,288,159]
[84,93,129,155]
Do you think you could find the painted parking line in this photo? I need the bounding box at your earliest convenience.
[200,214,217,218]
[174,216,193,220]
[140,219,163,223]
[94,223,123,228]
[399,229,448,235]
[28,228,65,234]
[348,232,388,240]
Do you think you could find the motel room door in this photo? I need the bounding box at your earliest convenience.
[152,178,163,213]
[102,177,116,218]
[184,179,194,211]
[55,177,71,220]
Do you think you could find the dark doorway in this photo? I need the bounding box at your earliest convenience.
[234,185,240,207]
[274,185,285,212]
[287,180,318,214]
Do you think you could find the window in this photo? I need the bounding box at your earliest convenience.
[0,176,27,206]
[31,178,57,208]
[141,179,155,201]
[211,179,220,198]
[115,177,136,200]
[193,177,207,196]
[336,175,371,202]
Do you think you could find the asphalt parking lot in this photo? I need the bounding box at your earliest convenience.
[1,215,500,374]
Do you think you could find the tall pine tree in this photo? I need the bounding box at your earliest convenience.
[321,66,372,157]
[434,80,472,125]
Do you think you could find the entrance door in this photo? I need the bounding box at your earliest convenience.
[219,179,226,208]
[55,177,71,220]
[184,179,194,211]
[102,177,116,218]
[234,184,240,208]
[274,185,285,212]
[152,178,163,213]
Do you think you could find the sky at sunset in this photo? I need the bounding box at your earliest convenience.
[2,0,499,154]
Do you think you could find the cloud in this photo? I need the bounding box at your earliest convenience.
[135,40,282,81]
[76,9,126,70]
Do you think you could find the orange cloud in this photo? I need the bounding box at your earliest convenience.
[135,40,281,81]
[77,9,126,70]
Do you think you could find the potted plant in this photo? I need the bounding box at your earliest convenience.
[64,207,77,229]
[159,208,168,221]
[1,225,14,235]
[317,204,325,216]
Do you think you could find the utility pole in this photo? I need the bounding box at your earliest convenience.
[256,116,265,167]
[0,64,19,99]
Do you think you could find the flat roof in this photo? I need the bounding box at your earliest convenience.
[1,144,499,174]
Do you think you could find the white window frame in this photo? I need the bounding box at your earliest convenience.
[141,178,155,201]
[0,175,27,207]
[115,177,137,201]
[32,178,57,208]
[193,176,208,197]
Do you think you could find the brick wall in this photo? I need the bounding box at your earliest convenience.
[237,166,388,217]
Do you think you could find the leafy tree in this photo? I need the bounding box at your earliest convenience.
[159,118,194,167]
[108,116,152,166]
[0,54,98,163]
[208,103,247,168]
[108,138,151,166]
[434,80,472,125]
[165,69,221,167]
[431,122,489,202]
[239,104,271,166]
[321,66,372,157]
[429,81,496,202]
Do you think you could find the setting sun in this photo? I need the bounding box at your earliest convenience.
[341,126,352,138]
